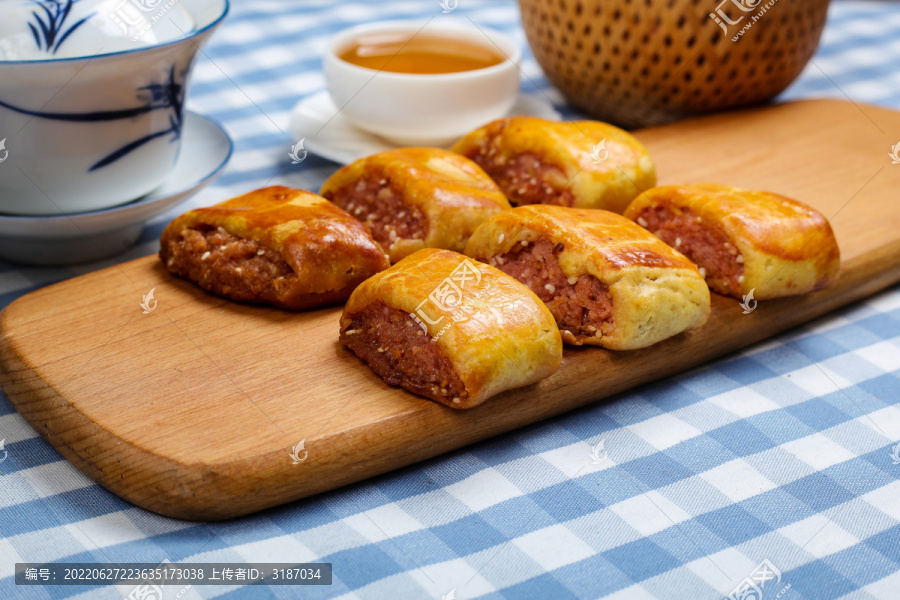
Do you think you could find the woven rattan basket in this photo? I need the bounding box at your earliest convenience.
[519,0,831,128]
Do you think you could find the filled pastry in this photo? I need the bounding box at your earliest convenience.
[160,186,390,309]
[450,116,656,212]
[464,205,710,350]
[320,148,511,263]
[623,184,841,299]
[339,248,562,408]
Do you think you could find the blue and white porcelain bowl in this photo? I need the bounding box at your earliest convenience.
[0,0,229,215]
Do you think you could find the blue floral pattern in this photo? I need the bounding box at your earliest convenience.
[89,65,184,171]
[0,65,185,171]
[28,0,95,54]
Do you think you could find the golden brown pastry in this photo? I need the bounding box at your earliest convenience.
[339,248,562,408]
[464,206,710,350]
[623,184,841,300]
[160,186,390,309]
[320,148,511,263]
[450,116,656,212]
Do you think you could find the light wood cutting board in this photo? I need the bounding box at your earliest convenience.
[2,99,899,521]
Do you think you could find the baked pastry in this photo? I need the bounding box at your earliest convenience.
[450,116,655,212]
[623,184,841,299]
[339,248,562,408]
[160,186,390,309]
[464,205,710,349]
[320,148,511,263]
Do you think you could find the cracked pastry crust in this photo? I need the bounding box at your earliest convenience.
[623,184,841,300]
[339,248,562,409]
[464,205,710,350]
[450,116,656,212]
[159,186,390,309]
[320,148,511,263]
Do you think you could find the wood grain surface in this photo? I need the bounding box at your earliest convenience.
[2,99,899,521]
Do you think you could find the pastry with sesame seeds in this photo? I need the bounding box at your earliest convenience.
[624,184,840,300]
[451,116,655,211]
[159,186,389,309]
[339,249,561,409]
[465,205,709,349]
[320,148,510,264]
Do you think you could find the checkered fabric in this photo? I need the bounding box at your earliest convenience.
[1,1,899,599]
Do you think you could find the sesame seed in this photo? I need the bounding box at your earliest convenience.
[377,348,384,353]
[496,256,505,265]
[637,217,648,227]
[489,258,497,266]
[736,255,744,264]
[544,185,553,194]
[586,325,597,332]
[568,276,578,285]
[675,237,682,247]
[217,226,226,234]
[498,233,505,244]
[452,398,461,404]
[354,207,364,215]
[235,267,242,273]
[520,240,529,247]
[355,181,365,192]
[379,179,386,185]
[201,251,211,260]
[367,214,375,221]
[738,275,745,283]
[517,187,526,194]
[699,267,707,277]
[389,230,398,242]
[344,329,359,335]
[220,246,227,251]
[545,284,556,293]
[257,249,265,255]
[530,178,537,185]
[533,161,540,168]
[398,211,406,218]
[563,330,572,336]
[696,216,702,222]
[723,242,730,248]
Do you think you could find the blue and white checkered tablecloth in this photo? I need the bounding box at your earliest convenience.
[2,1,900,599]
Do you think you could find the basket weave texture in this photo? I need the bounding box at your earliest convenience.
[518,0,831,128]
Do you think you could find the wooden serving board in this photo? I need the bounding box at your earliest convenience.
[3,99,900,521]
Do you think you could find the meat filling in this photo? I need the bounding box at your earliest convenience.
[488,238,614,344]
[323,179,427,250]
[466,148,574,207]
[341,302,468,405]
[161,226,296,302]
[634,206,744,294]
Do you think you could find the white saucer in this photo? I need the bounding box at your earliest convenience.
[0,111,233,266]
[290,91,562,165]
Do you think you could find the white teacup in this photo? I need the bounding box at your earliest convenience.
[324,20,521,146]
[0,0,229,215]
